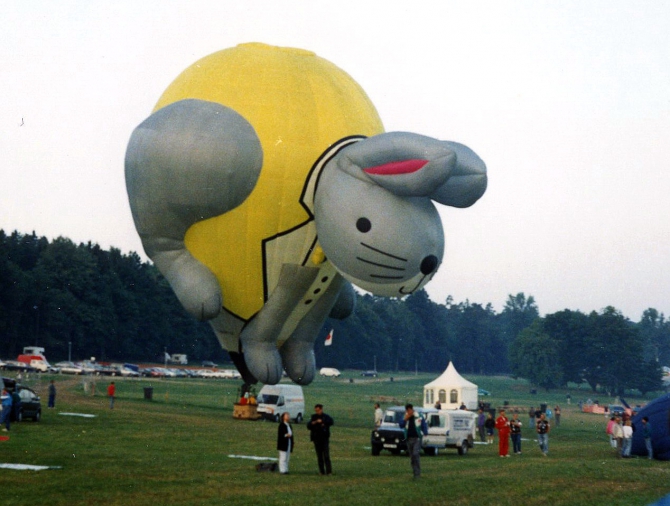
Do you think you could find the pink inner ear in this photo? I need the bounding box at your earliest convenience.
[363,159,429,175]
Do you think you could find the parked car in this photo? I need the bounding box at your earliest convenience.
[76,362,97,375]
[13,386,42,422]
[371,406,437,456]
[115,366,140,377]
[2,360,36,373]
[608,405,625,417]
[201,361,218,368]
[361,370,378,377]
[55,361,83,375]
[478,388,491,396]
[1,379,41,422]
[319,367,341,377]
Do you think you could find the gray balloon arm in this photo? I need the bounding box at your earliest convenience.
[144,236,222,322]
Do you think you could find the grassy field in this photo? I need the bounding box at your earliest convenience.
[0,371,668,505]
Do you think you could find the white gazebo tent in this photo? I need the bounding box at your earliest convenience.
[423,361,478,410]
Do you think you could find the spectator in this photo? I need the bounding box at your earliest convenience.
[622,419,633,458]
[642,417,653,460]
[277,412,294,474]
[10,388,21,423]
[107,382,116,409]
[398,403,427,478]
[510,412,522,455]
[374,403,383,428]
[48,380,56,409]
[485,412,495,444]
[477,409,486,443]
[1,388,12,432]
[307,404,334,475]
[536,412,550,456]
[606,416,617,448]
[495,409,511,457]
[611,417,623,458]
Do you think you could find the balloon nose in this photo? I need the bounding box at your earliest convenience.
[420,255,439,275]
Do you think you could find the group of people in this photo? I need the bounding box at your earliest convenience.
[476,406,553,457]
[275,403,334,475]
[607,413,653,459]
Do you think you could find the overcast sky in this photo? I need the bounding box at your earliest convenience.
[1,1,668,321]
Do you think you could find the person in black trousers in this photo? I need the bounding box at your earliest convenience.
[307,404,334,475]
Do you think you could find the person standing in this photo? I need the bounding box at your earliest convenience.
[477,409,487,443]
[611,417,624,458]
[495,409,511,457]
[48,380,56,409]
[1,388,12,432]
[307,404,334,475]
[485,412,495,444]
[107,382,116,409]
[510,412,522,455]
[622,419,633,458]
[374,403,383,429]
[528,406,535,429]
[536,412,551,456]
[399,403,427,479]
[554,405,561,427]
[642,417,653,459]
[277,412,294,474]
[606,416,617,448]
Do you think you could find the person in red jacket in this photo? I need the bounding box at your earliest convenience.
[495,409,511,457]
[107,382,116,410]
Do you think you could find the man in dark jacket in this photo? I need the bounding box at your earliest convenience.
[307,404,334,475]
[399,403,427,478]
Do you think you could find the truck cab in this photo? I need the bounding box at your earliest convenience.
[422,409,477,456]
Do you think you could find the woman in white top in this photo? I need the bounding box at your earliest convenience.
[277,412,294,474]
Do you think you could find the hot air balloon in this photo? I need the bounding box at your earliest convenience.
[125,43,486,386]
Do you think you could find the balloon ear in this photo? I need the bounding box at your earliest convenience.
[335,132,455,197]
[429,141,487,208]
[334,132,487,207]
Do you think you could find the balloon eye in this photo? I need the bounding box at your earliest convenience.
[356,218,371,233]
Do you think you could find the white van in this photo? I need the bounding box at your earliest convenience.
[256,384,305,423]
[422,409,477,455]
[319,367,341,377]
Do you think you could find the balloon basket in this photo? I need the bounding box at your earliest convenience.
[233,403,261,420]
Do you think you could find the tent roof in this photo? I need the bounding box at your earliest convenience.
[424,361,477,389]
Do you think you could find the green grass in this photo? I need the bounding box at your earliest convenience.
[0,372,668,505]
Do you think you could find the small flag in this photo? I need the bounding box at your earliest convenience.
[324,329,334,346]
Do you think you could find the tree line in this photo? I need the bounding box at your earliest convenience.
[1,230,668,395]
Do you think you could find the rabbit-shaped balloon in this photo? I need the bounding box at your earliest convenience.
[125,43,486,386]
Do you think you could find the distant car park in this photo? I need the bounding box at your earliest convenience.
[2,360,36,373]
